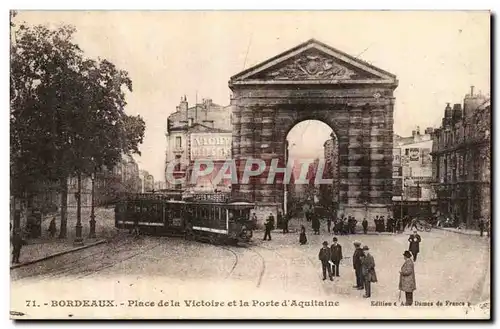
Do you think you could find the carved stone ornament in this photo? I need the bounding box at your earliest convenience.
[264,54,356,80]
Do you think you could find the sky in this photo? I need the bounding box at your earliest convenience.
[14,11,490,180]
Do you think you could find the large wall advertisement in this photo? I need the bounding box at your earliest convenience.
[190,133,232,161]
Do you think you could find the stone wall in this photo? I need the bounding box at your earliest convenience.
[230,85,396,219]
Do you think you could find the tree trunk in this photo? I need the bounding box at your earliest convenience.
[58,176,68,239]
[77,171,81,229]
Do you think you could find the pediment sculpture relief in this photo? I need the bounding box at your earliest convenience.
[262,54,356,80]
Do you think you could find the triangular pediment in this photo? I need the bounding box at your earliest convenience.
[230,39,397,86]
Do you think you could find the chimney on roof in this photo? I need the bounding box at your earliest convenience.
[470,85,474,96]
[179,95,188,116]
[452,103,462,122]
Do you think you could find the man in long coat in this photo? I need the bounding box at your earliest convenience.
[362,218,368,234]
[352,241,364,289]
[330,237,343,277]
[318,241,333,281]
[312,213,320,235]
[399,250,416,305]
[408,230,422,261]
[11,228,25,264]
[360,245,377,298]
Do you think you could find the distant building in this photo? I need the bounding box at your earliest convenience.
[66,154,141,207]
[320,134,339,210]
[165,96,232,190]
[431,87,491,228]
[140,170,155,193]
[392,127,434,218]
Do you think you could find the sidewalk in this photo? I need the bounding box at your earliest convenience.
[10,207,117,269]
[433,225,489,237]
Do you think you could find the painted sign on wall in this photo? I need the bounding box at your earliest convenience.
[190,133,232,160]
[409,148,420,162]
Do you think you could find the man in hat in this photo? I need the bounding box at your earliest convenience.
[399,251,416,305]
[330,237,343,277]
[408,230,422,261]
[360,245,377,298]
[318,241,333,281]
[263,213,274,241]
[352,241,364,289]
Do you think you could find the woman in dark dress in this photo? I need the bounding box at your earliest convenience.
[299,225,307,245]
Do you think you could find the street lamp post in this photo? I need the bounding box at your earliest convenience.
[89,170,96,238]
[74,173,84,246]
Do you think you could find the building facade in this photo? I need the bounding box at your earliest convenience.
[320,134,339,210]
[68,154,141,207]
[165,96,232,190]
[431,88,491,228]
[185,124,232,193]
[229,39,398,222]
[392,128,434,218]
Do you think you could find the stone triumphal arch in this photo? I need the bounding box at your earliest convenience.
[229,39,398,221]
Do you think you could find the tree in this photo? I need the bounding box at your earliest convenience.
[10,17,145,238]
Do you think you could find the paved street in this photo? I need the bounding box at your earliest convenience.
[10,221,490,319]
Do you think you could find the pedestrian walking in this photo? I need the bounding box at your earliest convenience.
[282,212,289,234]
[362,218,368,234]
[330,237,342,277]
[350,217,357,234]
[48,216,57,238]
[408,230,421,261]
[334,219,341,235]
[399,250,416,306]
[352,241,364,290]
[342,218,349,235]
[299,225,307,245]
[360,245,377,298]
[277,211,283,230]
[263,213,274,241]
[479,218,484,237]
[409,217,419,231]
[11,228,26,264]
[396,218,402,233]
[251,213,258,230]
[312,214,320,235]
[319,241,333,281]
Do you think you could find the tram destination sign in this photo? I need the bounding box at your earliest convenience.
[190,133,231,161]
[184,192,230,203]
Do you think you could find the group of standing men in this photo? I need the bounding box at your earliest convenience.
[318,231,420,305]
[318,238,377,298]
[374,215,403,233]
[330,216,358,235]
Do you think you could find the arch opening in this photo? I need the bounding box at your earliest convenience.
[284,120,339,218]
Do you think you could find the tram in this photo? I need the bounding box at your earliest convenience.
[114,192,256,245]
